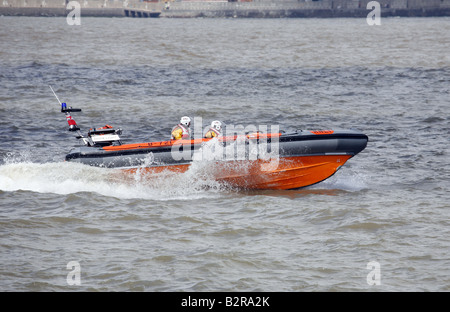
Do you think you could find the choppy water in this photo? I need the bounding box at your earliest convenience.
[0,16,449,292]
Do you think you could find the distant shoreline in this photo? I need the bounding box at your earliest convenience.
[1,4,450,19]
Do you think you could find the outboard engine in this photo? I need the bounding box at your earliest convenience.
[86,125,122,147]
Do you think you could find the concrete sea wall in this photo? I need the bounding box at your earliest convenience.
[1,0,450,18]
[0,0,162,17]
[162,0,450,18]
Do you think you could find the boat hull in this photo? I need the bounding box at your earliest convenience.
[122,154,352,190]
[65,129,368,190]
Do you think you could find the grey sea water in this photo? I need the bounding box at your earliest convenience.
[0,16,449,292]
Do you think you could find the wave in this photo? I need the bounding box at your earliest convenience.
[0,161,226,201]
[0,160,368,203]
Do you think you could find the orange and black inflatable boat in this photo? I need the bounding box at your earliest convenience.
[65,129,368,190]
[55,88,368,190]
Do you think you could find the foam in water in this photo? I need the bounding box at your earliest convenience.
[0,160,228,201]
[0,140,233,200]
[0,161,108,195]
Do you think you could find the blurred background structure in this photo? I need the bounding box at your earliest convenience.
[1,0,449,18]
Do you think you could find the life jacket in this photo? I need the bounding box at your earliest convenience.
[171,124,190,140]
[204,127,221,139]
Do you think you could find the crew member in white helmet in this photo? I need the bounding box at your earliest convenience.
[171,116,191,140]
[204,120,222,139]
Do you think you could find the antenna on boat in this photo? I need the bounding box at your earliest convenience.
[49,85,81,114]
[50,85,81,131]
[50,86,94,146]
[49,85,61,105]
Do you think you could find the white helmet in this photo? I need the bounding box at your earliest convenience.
[180,116,191,127]
[211,120,222,131]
